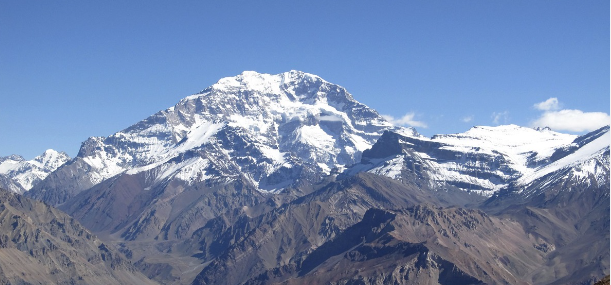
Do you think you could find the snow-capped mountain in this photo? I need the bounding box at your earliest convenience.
[479,125,610,210]
[17,71,608,285]
[0,149,70,193]
[28,70,410,205]
[348,124,608,196]
[517,125,609,189]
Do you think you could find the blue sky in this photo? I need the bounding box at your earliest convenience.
[1,1,609,159]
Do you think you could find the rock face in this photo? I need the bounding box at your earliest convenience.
[0,150,70,193]
[265,206,541,285]
[0,188,157,284]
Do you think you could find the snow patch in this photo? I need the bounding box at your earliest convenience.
[296,125,335,151]
[368,156,404,179]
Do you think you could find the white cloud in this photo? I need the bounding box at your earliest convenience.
[491,111,509,125]
[461,115,474,123]
[530,109,610,132]
[533,97,560,111]
[382,113,428,128]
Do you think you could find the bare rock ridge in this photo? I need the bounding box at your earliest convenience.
[190,167,608,285]
[191,174,535,285]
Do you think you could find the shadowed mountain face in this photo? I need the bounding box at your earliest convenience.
[0,188,157,285]
[192,202,545,285]
[191,172,601,285]
[61,173,269,241]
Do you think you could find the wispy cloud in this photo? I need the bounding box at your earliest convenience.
[491,111,509,125]
[530,98,610,132]
[382,113,428,128]
[533,97,561,111]
[461,115,474,123]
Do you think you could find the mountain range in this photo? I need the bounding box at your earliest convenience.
[1,71,608,284]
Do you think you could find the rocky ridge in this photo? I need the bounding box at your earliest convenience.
[0,187,157,284]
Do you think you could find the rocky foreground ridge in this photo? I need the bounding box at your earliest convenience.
[0,188,157,284]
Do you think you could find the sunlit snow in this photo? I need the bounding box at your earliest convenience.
[0,149,70,192]
[361,124,604,196]
[70,71,395,193]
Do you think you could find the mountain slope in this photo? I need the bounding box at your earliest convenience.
[190,173,449,285]
[481,126,610,285]
[0,188,157,284]
[189,166,608,285]
[192,199,545,285]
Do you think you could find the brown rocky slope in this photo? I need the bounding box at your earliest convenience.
[0,188,157,285]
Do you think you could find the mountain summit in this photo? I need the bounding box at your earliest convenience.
[28,71,410,206]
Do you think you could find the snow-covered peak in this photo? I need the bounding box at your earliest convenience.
[207,70,324,94]
[210,71,285,94]
[60,71,395,193]
[0,154,24,163]
[0,149,70,192]
[434,124,575,148]
[186,71,358,110]
[32,149,70,172]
